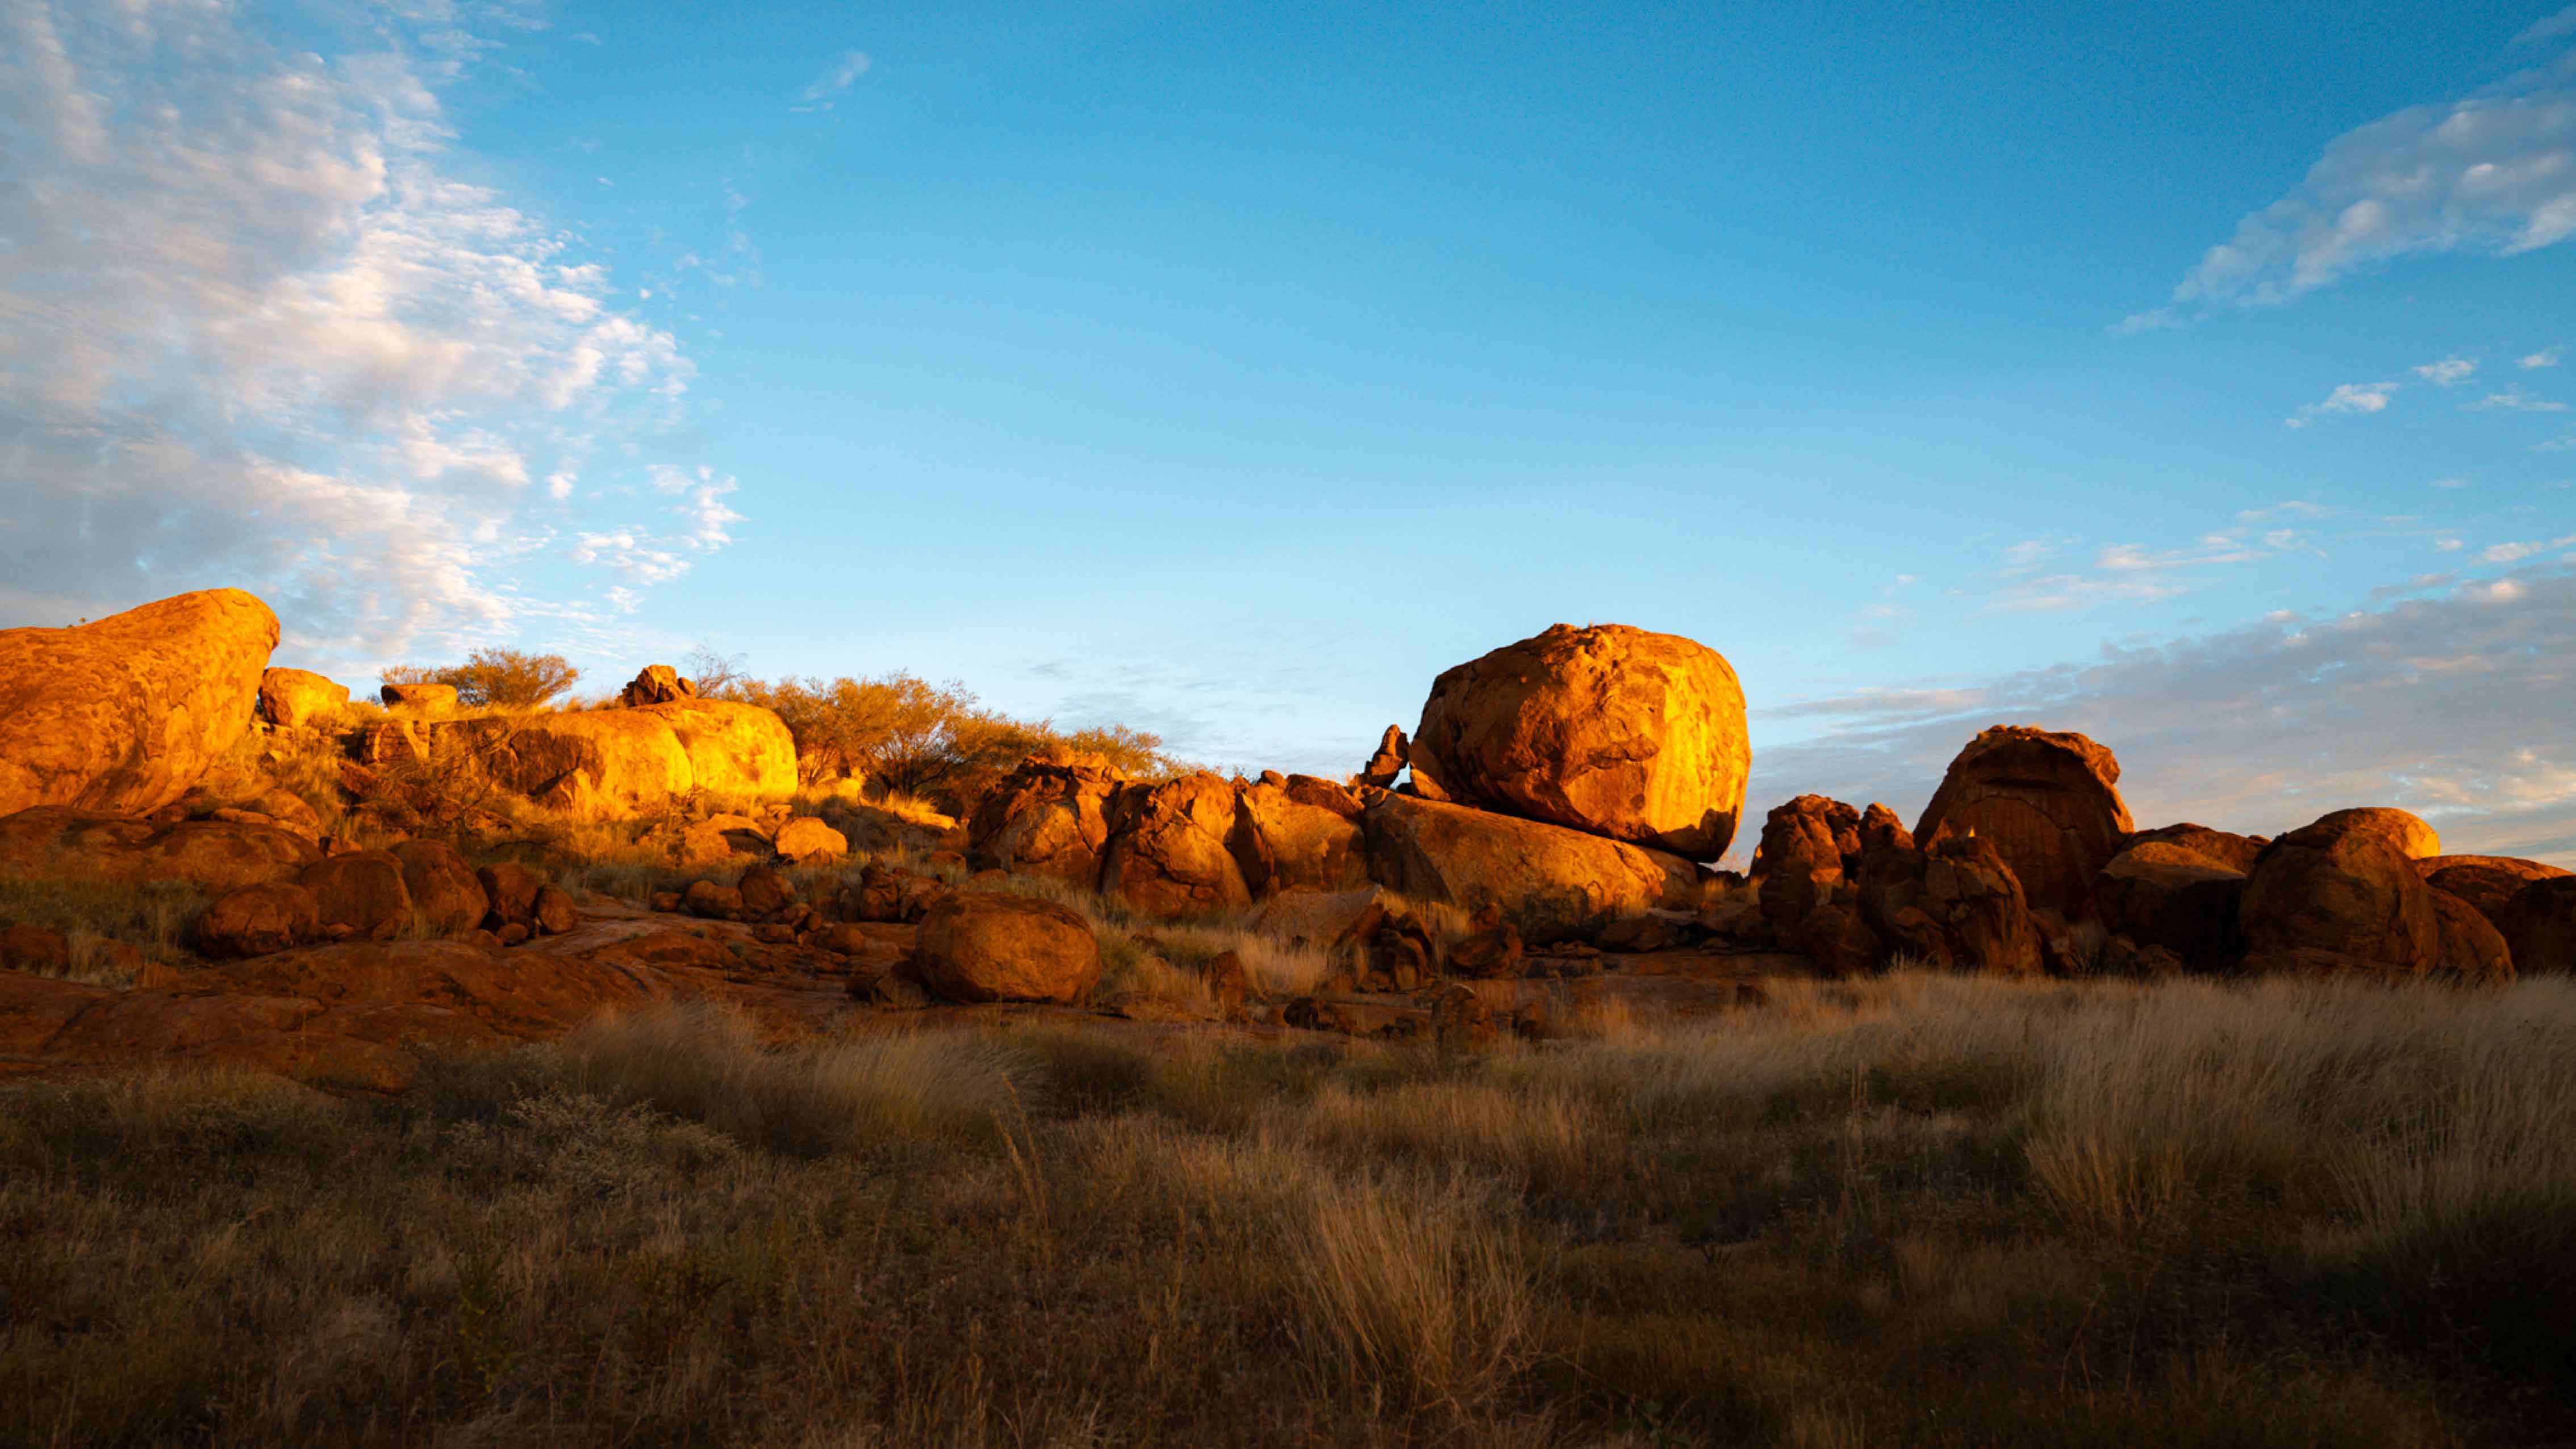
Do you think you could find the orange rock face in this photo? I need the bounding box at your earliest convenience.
[0,588,279,817]
[443,700,795,820]
[1228,776,1369,897]
[0,807,319,891]
[1097,772,1252,916]
[257,667,349,730]
[2310,807,2441,862]
[1410,623,1751,860]
[2414,854,2571,933]
[1359,791,1701,944]
[1914,726,2134,921]
[967,754,1128,884]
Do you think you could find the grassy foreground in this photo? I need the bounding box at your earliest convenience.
[5,972,2573,1447]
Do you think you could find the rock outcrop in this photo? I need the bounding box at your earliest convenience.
[1915,726,2134,920]
[2123,822,2265,875]
[1228,775,1369,897]
[773,816,849,865]
[2499,876,2576,974]
[1409,623,1750,859]
[1753,795,1860,939]
[0,588,279,817]
[2415,855,2570,935]
[2428,889,2514,983]
[907,891,1100,1004]
[1358,725,1409,789]
[619,665,696,707]
[446,700,795,820]
[1360,791,1701,943]
[966,754,1127,884]
[0,807,319,891]
[2239,819,2440,974]
[299,852,413,942]
[1097,772,1252,916]
[379,682,458,715]
[2093,841,2248,969]
[258,668,349,730]
[196,883,321,959]
[390,840,489,936]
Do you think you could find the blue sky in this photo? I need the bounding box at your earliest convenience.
[5,0,2575,862]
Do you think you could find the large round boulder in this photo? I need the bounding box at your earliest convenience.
[1359,791,1701,945]
[390,840,489,936]
[908,891,1101,1004]
[1097,772,1252,916]
[1409,623,1750,860]
[773,816,849,866]
[299,852,414,942]
[2428,889,2514,983]
[0,588,279,818]
[1914,726,2134,921]
[2310,808,2440,862]
[196,882,320,959]
[2122,822,2265,875]
[2240,819,2440,971]
[258,667,350,730]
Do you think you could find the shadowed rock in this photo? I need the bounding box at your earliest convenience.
[1360,791,1700,944]
[0,807,319,891]
[1098,772,1251,916]
[1915,725,2134,921]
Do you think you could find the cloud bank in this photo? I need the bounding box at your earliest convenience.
[2121,28,2576,327]
[1751,566,2576,867]
[0,0,727,662]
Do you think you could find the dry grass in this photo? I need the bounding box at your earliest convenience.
[8,976,2570,1445]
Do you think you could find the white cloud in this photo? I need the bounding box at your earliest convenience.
[0,0,727,661]
[2123,30,2576,323]
[2516,5,2576,48]
[1988,526,2310,613]
[792,49,870,112]
[2285,380,2398,427]
[2431,475,2469,488]
[2525,348,2565,368]
[2414,354,2478,386]
[2466,386,2570,412]
[1753,565,2576,866]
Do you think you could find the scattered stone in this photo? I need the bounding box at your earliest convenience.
[497,922,532,946]
[680,813,771,863]
[772,816,849,866]
[1204,949,1251,1021]
[861,973,929,1010]
[1409,623,1750,858]
[907,891,1101,1004]
[649,890,684,913]
[196,883,320,959]
[737,865,795,917]
[1446,902,1524,979]
[1914,726,2133,920]
[1284,996,1358,1034]
[533,885,578,936]
[684,880,745,920]
[753,922,797,945]
[1421,982,1498,1049]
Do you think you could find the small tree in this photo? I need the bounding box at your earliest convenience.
[380,649,582,711]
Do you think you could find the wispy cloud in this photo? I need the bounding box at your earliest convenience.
[2466,386,2569,412]
[2285,381,2398,427]
[791,49,870,112]
[1989,527,2314,613]
[2524,348,2565,369]
[2414,354,2478,386]
[2515,4,2576,48]
[0,0,727,664]
[2118,26,2576,328]
[1753,565,2576,865]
